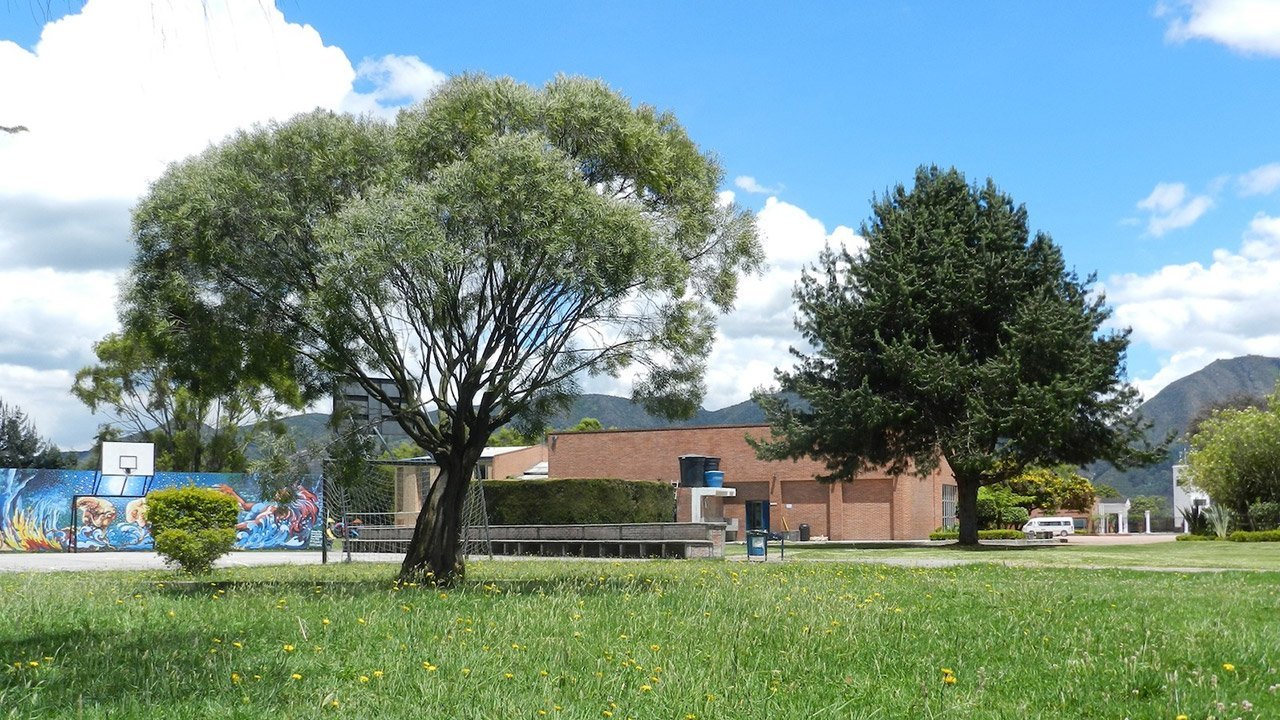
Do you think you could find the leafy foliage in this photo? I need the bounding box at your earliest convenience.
[1246,500,1280,531]
[976,485,1034,529]
[146,486,239,574]
[72,332,291,472]
[753,166,1160,544]
[125,75,760,583]
[1006,466,1096,513]
[0,398,66,468]
[1186,380,1280,516]
[484,478,675,525]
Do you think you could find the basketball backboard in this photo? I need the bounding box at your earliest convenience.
[101,442,155,477]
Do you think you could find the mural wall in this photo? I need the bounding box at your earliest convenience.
[0,468,322,552]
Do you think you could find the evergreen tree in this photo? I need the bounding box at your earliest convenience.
[754,166,1161,544]
[0,398,68,468]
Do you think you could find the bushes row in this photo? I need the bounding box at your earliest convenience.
[929,529,1027,541]
[484,478,675,525]
[1176,530,1280,542]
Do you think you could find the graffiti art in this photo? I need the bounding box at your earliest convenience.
[0,468,323,553]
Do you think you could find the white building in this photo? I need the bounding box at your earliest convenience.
[1172,464,1211,532]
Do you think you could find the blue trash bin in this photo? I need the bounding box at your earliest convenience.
[704,470,724,488]
[746,530,767,560]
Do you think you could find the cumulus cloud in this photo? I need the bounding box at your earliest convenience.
[1109,211,1280,397]
[1136,181,1214,236]
[343,54,448,119]
[1238,161,1280,195]
[1157,0,1280,56]
[0,0,444,447]
[734,175,782,195]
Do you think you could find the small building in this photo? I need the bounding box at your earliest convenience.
[1172,464,1211,532]
[546,424,956,541]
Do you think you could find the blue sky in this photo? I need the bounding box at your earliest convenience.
[2,1,1280,448]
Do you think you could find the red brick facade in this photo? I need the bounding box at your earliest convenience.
[547,424,956,541]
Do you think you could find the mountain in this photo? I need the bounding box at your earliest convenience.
[1089,355,1280,499]
[541,394,767,431]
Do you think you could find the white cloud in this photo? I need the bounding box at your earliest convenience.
[0,0,444,448]
[1238,161,1280,195]
[343,54,448,119]
[1109,211,1280,397]
[1136,181,1214,236]
[734,175,782,195]
[1157,0,1280,57]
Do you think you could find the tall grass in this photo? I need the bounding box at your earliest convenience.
[2,560,1277,719]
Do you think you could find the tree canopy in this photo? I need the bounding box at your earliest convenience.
[124,74,761,583]
[1185,380,1280,516]
[71,331,293,472]
[0,398,67,469]
[753,166,1159,544]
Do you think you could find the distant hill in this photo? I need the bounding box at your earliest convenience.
[1089,355,1280,499]
[540,394,768,431]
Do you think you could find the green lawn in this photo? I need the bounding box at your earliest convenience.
[2,559,1277,719]
[727,538,1280,571]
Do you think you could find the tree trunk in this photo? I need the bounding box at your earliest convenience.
[956,473,980,546]
[398,451,478,586]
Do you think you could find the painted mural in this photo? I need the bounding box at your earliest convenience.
[0,468,322,552]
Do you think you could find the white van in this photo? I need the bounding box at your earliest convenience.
[1022,516,1076,538]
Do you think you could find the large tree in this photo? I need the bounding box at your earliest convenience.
[753,166,1159,545]
[1185,380,1280,516]
[124,75,760,583]
[0,398,67,468]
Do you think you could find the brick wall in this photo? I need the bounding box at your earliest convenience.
[547,425,956,541]
[489,445,548,480]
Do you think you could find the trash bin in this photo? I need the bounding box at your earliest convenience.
[799,523,811,541]
[704,470,724,488]
[678,455,721,487]
[746,530,767,561]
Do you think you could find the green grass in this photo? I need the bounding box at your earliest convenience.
[2,560,1279,719]
[728,538,1280,571]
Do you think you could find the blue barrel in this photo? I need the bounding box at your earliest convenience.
[704,470,724,488]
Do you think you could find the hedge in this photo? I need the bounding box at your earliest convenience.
[1227,529,1280,542]
[1175,534,1220,542]
[484,478,675,525]
[928,529,1027,541]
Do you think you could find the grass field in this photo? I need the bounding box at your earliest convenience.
[2,557,1278,719]
[724,538,1280,571]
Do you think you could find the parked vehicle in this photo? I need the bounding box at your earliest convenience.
[1022,516,1075,538]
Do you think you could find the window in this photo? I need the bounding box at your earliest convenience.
[942,485,958,529]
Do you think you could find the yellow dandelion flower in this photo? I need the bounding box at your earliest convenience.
[27,661,38,668]
[359,676,370,683]
[1223,663,1236,672]
[943,675,957,685]
[283,644,295,652]
[232,642,243,649]
[649,644,661,652]
[603,712,613,718]
[329,699,340,709]
[1176,715,1189,720]
[461,667,471,676]
[231,673,241,684]
[373,670,384,679]
[357,618,366,625]
[322,618,331,626]
[504,672,514,680]
[640,684,652,692]
[167,610,175,618]
[291,673,303,681]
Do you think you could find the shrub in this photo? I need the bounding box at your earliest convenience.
[1246,501,1280,530]
[147,486,239,574]
[1227,529,1280,542]
[484,479,675,525]
[1175,533,1220,542]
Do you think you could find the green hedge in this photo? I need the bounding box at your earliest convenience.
[484,478,675,525]
[929,529,1027,540]
[1227,529,1280,542]
[1175,533,1220,542]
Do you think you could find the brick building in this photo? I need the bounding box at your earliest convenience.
[546,424,957,541]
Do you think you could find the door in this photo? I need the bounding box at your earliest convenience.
[745,501,770,532]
